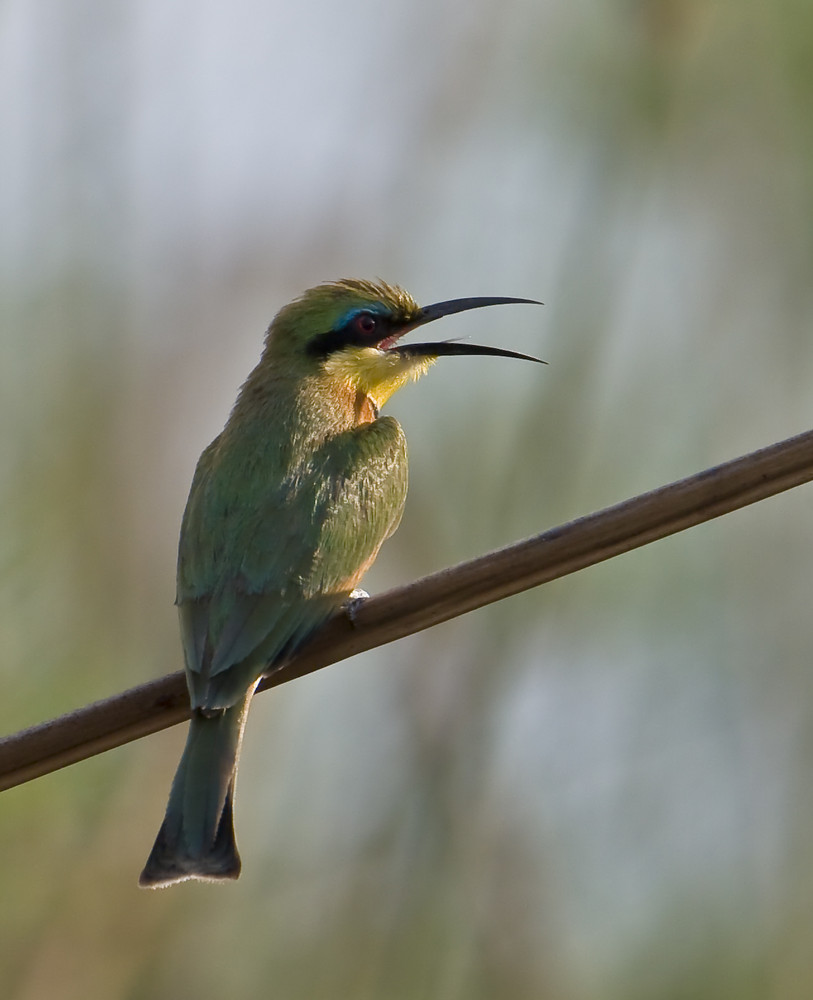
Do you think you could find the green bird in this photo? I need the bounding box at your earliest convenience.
[139,278,542,888]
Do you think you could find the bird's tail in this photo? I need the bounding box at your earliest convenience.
[138,690,253,888]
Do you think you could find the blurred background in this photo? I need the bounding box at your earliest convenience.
[2,0,813,996]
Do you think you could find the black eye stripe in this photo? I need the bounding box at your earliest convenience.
[306,329,349,357]
[307,312,394,358]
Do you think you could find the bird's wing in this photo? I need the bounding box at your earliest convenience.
[176,417,407,711]
[295,414,408,600]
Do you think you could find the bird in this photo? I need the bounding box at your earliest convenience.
[139,278,542,888]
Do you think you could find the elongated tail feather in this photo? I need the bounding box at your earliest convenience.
[139,689,254,888]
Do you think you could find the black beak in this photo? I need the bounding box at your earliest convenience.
[393,296,546,365]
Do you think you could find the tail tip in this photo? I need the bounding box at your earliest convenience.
[138,856,241,889]
[138,803,242,889]
[138,838,242,889]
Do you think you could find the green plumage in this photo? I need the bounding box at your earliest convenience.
[139,278,540,887]
[177,408,407,710]
[139,281,416,887]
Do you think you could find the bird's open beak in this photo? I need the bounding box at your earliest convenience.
[391,296,546,365]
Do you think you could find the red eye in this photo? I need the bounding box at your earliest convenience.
[354,312,378,337]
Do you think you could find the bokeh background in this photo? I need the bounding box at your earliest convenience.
[2,1,813,997]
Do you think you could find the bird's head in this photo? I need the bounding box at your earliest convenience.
[264,278,543,412]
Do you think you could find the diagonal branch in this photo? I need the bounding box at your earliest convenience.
[2,427,813,792]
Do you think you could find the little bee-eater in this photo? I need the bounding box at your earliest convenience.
[139,278,542,887]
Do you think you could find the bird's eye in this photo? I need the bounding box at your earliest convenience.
[353,312,378,337]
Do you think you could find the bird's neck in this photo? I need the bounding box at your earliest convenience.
[225,364,378,462]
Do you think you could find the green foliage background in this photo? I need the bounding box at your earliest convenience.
[2,1,813,996]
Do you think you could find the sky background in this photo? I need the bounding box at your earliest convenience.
[2,1,813,997]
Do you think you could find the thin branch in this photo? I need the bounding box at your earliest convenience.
[2,427,813,792]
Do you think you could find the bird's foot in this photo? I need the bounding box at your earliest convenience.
[197,706,227,720]
[344,588,370,626]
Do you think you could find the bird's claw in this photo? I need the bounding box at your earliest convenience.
[344,588,370,626]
